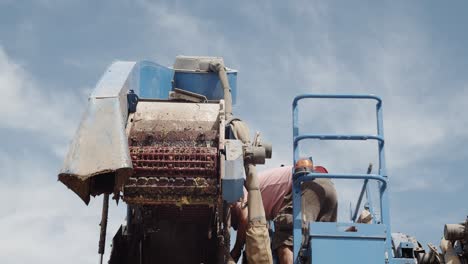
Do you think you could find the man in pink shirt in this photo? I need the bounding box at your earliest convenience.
[230,165,337,264]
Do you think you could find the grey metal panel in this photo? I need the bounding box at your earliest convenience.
[127,100,221,155]
[91,61,137,98]
[59,61,137,204]
[134,101,220,122]
[223,140,246,203]
[173,56,224,72]
[391,233,418,263]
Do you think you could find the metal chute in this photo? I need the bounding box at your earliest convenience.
[58,61,137,204]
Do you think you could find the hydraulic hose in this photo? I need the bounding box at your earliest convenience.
[244,164,272,264]
[209,61,233,119]
[229,118,272,263]
[245,164,267,224]
[440,238,462,264]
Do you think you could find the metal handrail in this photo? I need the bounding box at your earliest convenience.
[292,94,382,106]
[294,134,384,145]
[294,173,387,190]
[291,94,391,263]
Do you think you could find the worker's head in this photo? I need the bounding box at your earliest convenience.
[294,157,314,174]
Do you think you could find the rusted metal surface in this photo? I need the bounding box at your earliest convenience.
[124,177,218,203]
[128,130,219,147]
[126,176,217,191]
[128,101,221,146]
[119,99,225,262]
[131,205,215,229]
[130,146,217,176]
[123,101,222,206]
[124,146,219,205]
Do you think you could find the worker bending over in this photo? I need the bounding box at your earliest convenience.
[231,164,337,264]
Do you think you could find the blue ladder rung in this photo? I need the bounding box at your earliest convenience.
[294,173,387,190]
[294,134,384,144]
[292,94,382,105]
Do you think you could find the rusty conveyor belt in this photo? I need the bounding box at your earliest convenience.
[121,100,223,257]
[124,146,219,205]
[130,146,217,176]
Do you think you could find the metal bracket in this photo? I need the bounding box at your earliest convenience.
[127,90,139,113]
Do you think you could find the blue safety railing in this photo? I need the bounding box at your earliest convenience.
[292,94,392,263]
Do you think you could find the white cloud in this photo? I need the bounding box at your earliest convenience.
[0,46,88,143]
[138,0,234,65]
[217,2,468,231]
[0,1,467,261]
[0,147,126,264]
[0,47,125,264]
[0,180,125,264]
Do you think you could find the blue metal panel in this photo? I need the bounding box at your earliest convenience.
[222,175,245,204]
[309,223,387,264]
[291,94,393,263]
[173,70,237,104]
[392,259,417,264]
[223,140,246,203]
[138,60,174,99]
[295,173,387,190]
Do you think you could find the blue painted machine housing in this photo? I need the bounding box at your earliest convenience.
[174,69,237,104]
[308,222,387,263]
[132,60,238,104]
[137,60,174,99]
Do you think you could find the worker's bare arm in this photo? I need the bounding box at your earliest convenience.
[277,246,293,264]
[231,206,248,262]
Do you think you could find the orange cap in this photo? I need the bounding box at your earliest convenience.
[294,157,314,173]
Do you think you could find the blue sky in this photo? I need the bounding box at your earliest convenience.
[0,1,467,263]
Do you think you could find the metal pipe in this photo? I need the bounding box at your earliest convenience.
[98,193,110,264]
[244,163,272,264]
[352,164,373,222]
[292,94,382,106]
[292,98,301,263]
[229,115,271,262]
[365,176,376,224]
[209,62,233,119]
[245,164,267,223]
[292,173,302,264]
[295,173,387,190]
[440,238,462,264]
[295,134,384,144]
[444,224,466,241]
[375,100,393,255]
